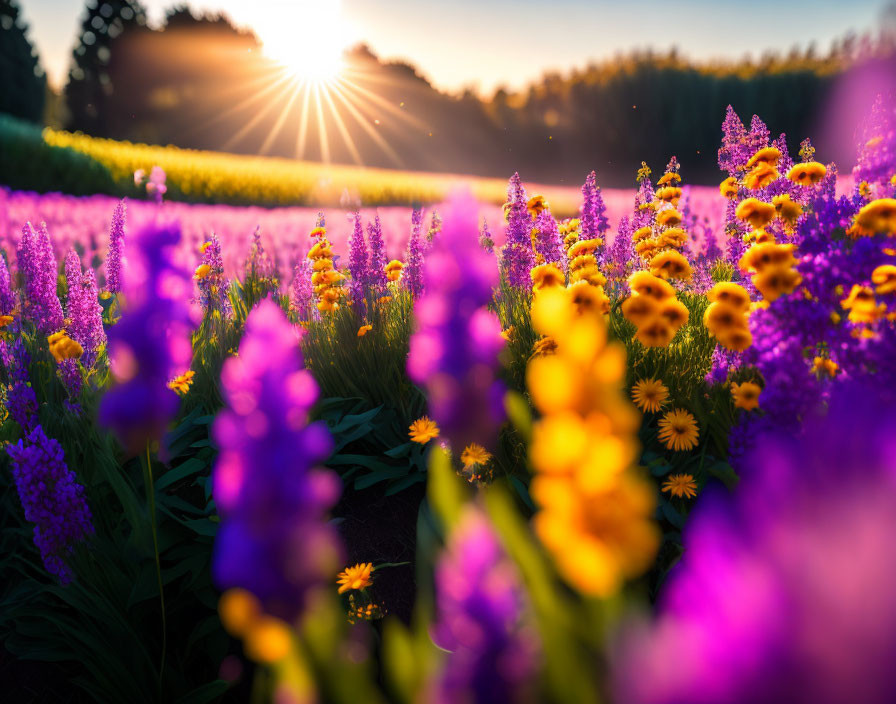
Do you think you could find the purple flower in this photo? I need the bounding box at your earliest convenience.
[347,212,369,305]
[404,208,426,298]
[431,506,538,704]
[245,226,276,282]
[615,383,896,704]
[105,200,126,294]
[479,219,495,254]
[65,250,106,368]
[718,105,749,176]
[532,210,565,269]
[501,173,535,287]
[581,170,609,244]
[197,234,231,316]
[1,338,38,432]
[853,93,896,194]
[99,223,193,454]
[407,194,506,452]
[289,253,316,322]
[0,253,15,315]
[6,424,94,583]
[366,214,388,292]
[212,300,342,622]
[17,222,64,334]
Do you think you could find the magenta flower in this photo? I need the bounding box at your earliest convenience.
[105,200,126,294]
[17,222,64,334]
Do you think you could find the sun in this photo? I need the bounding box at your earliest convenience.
[256,0,348,83]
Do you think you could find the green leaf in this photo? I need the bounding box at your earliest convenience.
[155,458,208,492]
[707,460,739,490]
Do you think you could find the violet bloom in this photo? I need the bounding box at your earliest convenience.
[501,172,535,287]
[1,338,38,432]
[99,223,193,454]
[366,214,388,293]
[718,105,749,176]
[245,226,276,282]
[105,200,126,294]
[407,194,506,452]
[212,300,342,622]
[347,212,368,304]
[532,210,565,269]
[404,208,426,298]
[197,233,231,316]
[6,424,94,583]
[581,170,610,243]
[479,219,495,254]
[615,383,896,704]
[65,250,106,368]
[17,222,64,334]
[289,254,317,322]
[431,506,539,704]
[0,254,15,315]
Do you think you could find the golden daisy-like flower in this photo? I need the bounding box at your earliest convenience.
[717,326,753,352]
[0,314,14,329]
[527,194,548,218]
[720,176,738,199]
[743,228,776,245]
[658,408,700,452]
[850,198,896,237]
[312,258,334,273]
[308,242,333,260]
[649,250,692,281]
[738,242,797,273]
[657,172,681,186]
[167,370,195,395]
[531,335,559,357]
[772,194,803,229]
[656,208,682,228]
[461,443,492,468]
[743,161,780,190]
[746,146,782,169]
[357,324,372,337]
[621,294,661,327]
[632,226,654,243]
[787,161,827,186]
[531,263,565,290]
[337,562,374,594]
[859,181,873,199]
[703,301,747,337]
[707,282,751,311]
[568,238,602,259]
[655,186,682,204]
[657,298,690,329]
[385,260,404,281]
[872,264,896,295]
[662,473,698,499]
[409,416,439,444]
[571,265,607,288]
[812,356,839,377]
[244,617,292,664]
[199,241,212,253]
[735,198,776,229]
[731,381,761,411]
[194,264,211,280]
[310,226,327,238]
[501,326,515,342]
[753,263,802,302]
[840,284,885,324]
[631,378,669,413]
[568,280,610,315]
[628,271,676,300]
[47,331,83,363]
[659,227,688,249]
[635,318,676,347]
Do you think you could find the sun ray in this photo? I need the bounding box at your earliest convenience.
[313,83,331,163]
[319,83,363,165]
[259,78,304,156]
[338,77,428,130]
[296,82,313,159]
[222,81,296,152]
[329,83,404,167]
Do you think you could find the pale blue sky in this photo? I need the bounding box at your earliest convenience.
[18,0,891,93]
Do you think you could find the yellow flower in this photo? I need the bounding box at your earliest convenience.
[656,208,682,228]
[167,370,195,395]
[720,176,738,199]
[527,194,548,218]
[531,335,558,357]
[657,172,681,186]
[632,226,654,243]
[308,241,333,260]
[716,326,753,352]
[0,314,14,329]
[649,250,692,281]
[199,241,212,253]
[746,146,782,169]
[218,588,261,638]
[568,281,609,315]
[655,186,682,204]
[357,324,372,337]
[310,226,326,238]
[531,263,565,290]
[743,161,779,190]
[635,318,676,347]
[631,378,669,413]
[772,194,803,229]
[840,284,885,324]
[658,409,699,452]
[735,198,776,229]
[628,271,676,300]
[409,416,439,444]
[738,242,797,273]
[244,616,292,663]
[849,198,896,237]
[812,356,839,377]
[707,282,751,312]
[461,443,492,467]
[753,263,802,302]
[501,326,515,342]
[659,227,688,249]
[47,331,83,363]
[859,181,873,199]
[194,264,211,280]
[568,238,602,258]
[787,161,827,186]
[662,473,698,499]
[657,298,689,329]
[621,294,661,328]
[337,562,374,594]
[872,264,896,295]
[703,301,747,337]
[385,259,404,281]
[731,381,761,411]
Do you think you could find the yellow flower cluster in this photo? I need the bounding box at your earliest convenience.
[567,238,606,287]
[848,198,896,238]
[385,259,404,282]
[307,226,345,312]
[621,271,689,347]
[739,242,801,302]
[743,147,781,190]
[787,161,827,186]
[526,286,659,596]
[703,282,753,351]
[47,331,83,363]
[527,194,548,218]
[167,370,195,395]
[840,285,887,325]
[559,218,581,252]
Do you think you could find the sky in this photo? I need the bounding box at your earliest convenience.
[19,0,892,94]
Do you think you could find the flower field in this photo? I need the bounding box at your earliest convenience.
[2,97,896,704]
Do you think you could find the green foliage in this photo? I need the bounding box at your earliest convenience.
[0,0,46,123]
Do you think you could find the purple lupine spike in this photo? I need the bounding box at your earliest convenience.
[501,172,535,287]
[6,424,94,583]
[718,105,749,176]
[0,254,15,315]
[197,234,231,316]
[532,210,566,269]
[479,219,495,253]
[407,193,506,452]
[105,200,126,294]
[427,209,443,247]
[99,223,193,454]
[747,114,771,154]
[212,299,342,622]
[17,222,64,334]
[581,170,610,242]
[65,250,106,368]
[289,254,317,322]
[366,214,388,293]
[64,250,83,321]
[773,133,794,176]
[348,212,369,304]
[1,338,38,432]
[430,506,539,704]
[245,226,275,281]
[404,208,426,298]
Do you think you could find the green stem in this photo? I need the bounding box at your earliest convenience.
[143,443,167,700]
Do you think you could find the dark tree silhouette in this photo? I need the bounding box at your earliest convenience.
[0,0,46,122]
